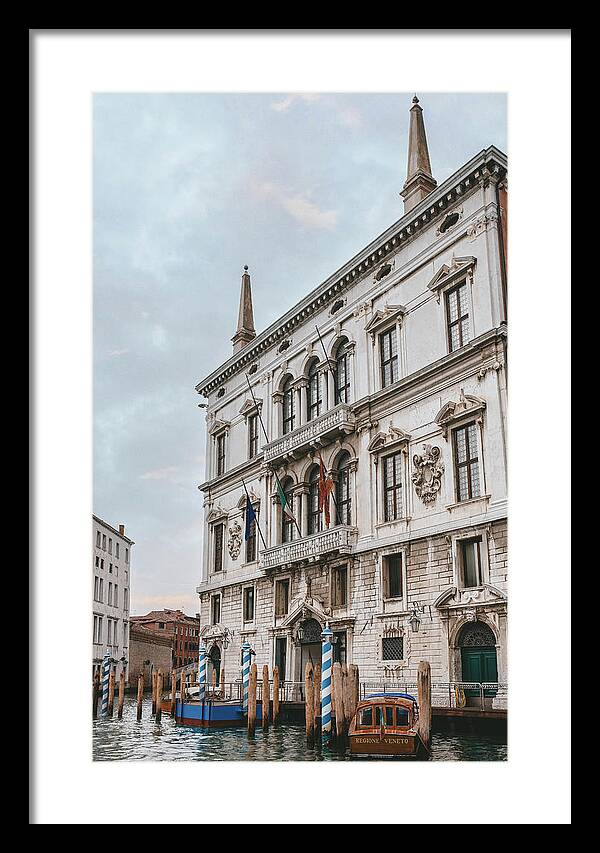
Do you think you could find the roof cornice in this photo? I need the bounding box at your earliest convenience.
[196,146,507,397]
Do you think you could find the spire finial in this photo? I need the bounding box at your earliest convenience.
[231,266,256,353]
[400,94,437,213]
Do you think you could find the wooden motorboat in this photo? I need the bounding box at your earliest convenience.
[348,693,428,757]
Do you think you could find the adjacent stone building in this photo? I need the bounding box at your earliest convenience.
[130,609,201,670]
[128,623,174,689]
[92,516,134,682]
[194,97,508,705]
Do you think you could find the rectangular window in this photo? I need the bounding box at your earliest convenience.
[275,637,287,682]
[99,578,104,602]
[332,565,348,608]
[275,579,290,617]
[380,327,398,388]
[94,576,99,601]
[248,414,259,459]
[125,548,129,563]
[213,524,224,572]
[94,615,103,644]
[246,517,257,563]
[102,534,107,550]
[107,619,113,645]
[100,558,104,571]
[95,555,99,568]
[108,582,113,606]
[108,538,112,554]
[96,531,101,547]
[216,433,226,476]
[382,636,404,661]
[124,589,129,611]
[114,585,119,608]
[333,631,347,665]
[383,554,403,599]
[211,595,221,625]
[109,563,113,574]
[116,543,119,559]
[445,281,471,353]
[453,422,481,502]
[243,587,255,622]
[383,452,403,521]
[459,537,483,588]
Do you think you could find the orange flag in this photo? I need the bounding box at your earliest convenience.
[318,455,334,528]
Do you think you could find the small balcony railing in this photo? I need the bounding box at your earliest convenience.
[261,524,358,570]
[263,403,355,466]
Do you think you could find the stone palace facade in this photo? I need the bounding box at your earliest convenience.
[194,97,508,702]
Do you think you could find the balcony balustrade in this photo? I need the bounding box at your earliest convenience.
[260,524,358,570]
[263,403,355,466]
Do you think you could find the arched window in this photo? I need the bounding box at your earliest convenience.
[308,465,322,535]
[334,338,351,404]
[282,376,295,435]
[335,452,352,526]
[281,477,295,543]
[307,359,322,421]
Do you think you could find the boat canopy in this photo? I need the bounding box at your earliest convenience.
[365,692,417,703]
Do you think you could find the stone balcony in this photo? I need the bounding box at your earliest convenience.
[261,525,358,571]
[263,403,356,466]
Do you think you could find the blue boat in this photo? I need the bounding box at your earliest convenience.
[175,698,263,728]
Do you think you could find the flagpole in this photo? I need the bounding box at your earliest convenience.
[241,477,267,551]
[245,373,303,539]
[313,326,344,525]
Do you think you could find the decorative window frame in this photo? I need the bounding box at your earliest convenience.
[368,425,412,526]
[273,574,292,623]
[428,257,477,353]
[378,545,409,614]
[207,508,228,576]
[435,392,488,506]
[209,591,223,626]
[329,557,350,613]
[379,626,406,667]
[365,305,407,390]
[241,582,257,627]
[208,418,231,479]
[450,526,491,591]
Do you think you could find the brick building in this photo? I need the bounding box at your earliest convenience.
[130,609,201,669]
[194,96,508,705]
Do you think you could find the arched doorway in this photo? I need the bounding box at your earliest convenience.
[298,618,322,678]
[208,644,221,686]
[459,621,498,702]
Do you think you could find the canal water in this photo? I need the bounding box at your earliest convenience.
[93,698,506,761]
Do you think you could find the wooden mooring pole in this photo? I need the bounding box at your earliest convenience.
[108,670,115,717]
[220,667,225,696]
[417,660,432,753]
[117,670,125,720]
[305,662,314,744]
[333,662,345,742]
[262,665,270,730]
[272,666,280,727]
[248,663,257,737]
[93,669,100,719]
[136,674,144,721]
[151,671,157,716]
[171,671,177,716]
[155,671,163,724]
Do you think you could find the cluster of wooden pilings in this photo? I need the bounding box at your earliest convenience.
[93,668,178,723]
[246,664,280,737]
[304,661,359,749]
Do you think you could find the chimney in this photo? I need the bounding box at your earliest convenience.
[231,266,256,353]
[118,524,125,536]
[400,95,437,213]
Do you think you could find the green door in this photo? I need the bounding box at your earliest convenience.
[461,648,498,696]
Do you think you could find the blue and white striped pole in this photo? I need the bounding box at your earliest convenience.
[198,641,207,702]
[241,641,252,713]
[100,649,111,718]
[321,622,333,742]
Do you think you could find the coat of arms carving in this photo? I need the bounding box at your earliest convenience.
[228,520,242,560]
[412,444,444,504]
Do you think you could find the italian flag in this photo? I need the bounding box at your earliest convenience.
[276,478,297,522]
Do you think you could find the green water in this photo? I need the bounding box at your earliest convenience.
[93,697,506,762]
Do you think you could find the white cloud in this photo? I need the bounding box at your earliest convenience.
[250,180,337,231]
[270,93,321,112]
[140,466,179,480]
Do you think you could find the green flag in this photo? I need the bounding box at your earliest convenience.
[276,478,296,521]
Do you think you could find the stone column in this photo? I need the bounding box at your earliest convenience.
[297,486,309,538]
[272,391,283,437]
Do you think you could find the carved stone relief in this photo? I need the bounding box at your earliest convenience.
[412,444,444,504]
[227,520,242,560]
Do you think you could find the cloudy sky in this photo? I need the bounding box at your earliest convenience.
[93,92,506,615]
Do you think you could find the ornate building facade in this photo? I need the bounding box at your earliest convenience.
[194,97,508,704]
